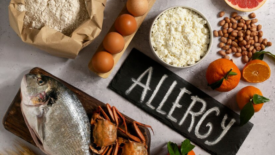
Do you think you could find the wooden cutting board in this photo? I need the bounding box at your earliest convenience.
[2,67,151,154]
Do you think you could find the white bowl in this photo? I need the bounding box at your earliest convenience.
[149,6,213,69]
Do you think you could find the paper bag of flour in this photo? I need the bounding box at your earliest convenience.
[9,0,106,59]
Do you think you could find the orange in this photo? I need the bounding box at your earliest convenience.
[188,150,196,155]
[242,59,271,83]
[206,59,241,92]
[167,150,195,155]
[236,86,263,112]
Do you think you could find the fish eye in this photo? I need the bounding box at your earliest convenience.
[37,78,45,86]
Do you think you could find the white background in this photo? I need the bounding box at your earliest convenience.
[1,0,275,154]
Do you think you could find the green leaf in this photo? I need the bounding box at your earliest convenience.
[240,102,254,126]
[252,51,265,60]
[253,94,270,104]
[167,142,181,155]
[228,71,237,76]
[252,51,275,60]
[208,78,224,90]
[181,139,195,155]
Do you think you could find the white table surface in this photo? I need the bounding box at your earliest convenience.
[1,0,275,154]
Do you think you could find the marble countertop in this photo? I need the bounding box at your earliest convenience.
[1,0,275,154]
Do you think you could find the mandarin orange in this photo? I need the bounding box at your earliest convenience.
[187,150,196,155]
[236,86,264,112]
[206,59,241,92]
[242,59,271,83]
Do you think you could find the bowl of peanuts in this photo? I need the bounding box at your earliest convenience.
[213,12,272,63]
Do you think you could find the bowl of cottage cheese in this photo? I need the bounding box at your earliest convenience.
[149,7,212,68]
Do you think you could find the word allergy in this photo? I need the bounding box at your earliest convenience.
[125,67,236,146]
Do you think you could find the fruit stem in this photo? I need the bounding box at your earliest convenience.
[224,68,233,80]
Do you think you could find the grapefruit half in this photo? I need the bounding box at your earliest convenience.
[225,0,267,12]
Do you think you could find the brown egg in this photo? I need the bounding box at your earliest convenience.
[115,14,137,36]
[92,51,114,73]
[103,32,125,54]
[127,0,148,17]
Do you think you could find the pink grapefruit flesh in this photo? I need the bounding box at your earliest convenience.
[225,0,267,12]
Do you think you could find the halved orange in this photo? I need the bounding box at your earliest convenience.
[242,60,271,83]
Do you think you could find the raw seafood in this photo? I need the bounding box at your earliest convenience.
[20,74,90,155]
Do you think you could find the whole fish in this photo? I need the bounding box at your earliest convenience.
[20,74,91,155]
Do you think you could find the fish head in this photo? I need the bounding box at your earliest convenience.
[21,74,57,106]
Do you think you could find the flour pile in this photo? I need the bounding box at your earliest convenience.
[18,0,89,35]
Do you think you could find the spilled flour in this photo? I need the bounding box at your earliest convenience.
[18,0,89,35]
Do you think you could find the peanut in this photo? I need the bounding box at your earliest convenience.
[222,45,230,50]
[222,29,228,34]
[229,23,233,28]
[232,41,238,47]
[231,32,238,37]
[261,44,266,50]
[238,31,243,37]
[229,36,236,40]
[221,37,227,43]
[232,47,237,53]
[255,43,261,47]
[257,25,262,31]
[237,47,242,53]
[219,11,225,17]
[262,39,268,45]
[219,20,226,26]
[249,13,256,18]
[234,53,242,57]
[246,20,251,25]
[242,51,248,56]
[259,37,263,43]
[240,19,245,24]
[238,23,244,27]
[231,12,238,18]
[235,16,242,20]
[219,42,225,48]
[224,33,229,38]
[248,51,253,58]
[252,49,257,54]
[230,18,237,23]
[267,42,272,46]
[238,37,244,42]
[223,55,230,60]
[223,23,229,29]
[225,17,230,23]
[218,30,223,36]
[258,31,263,37]
[214,30,219,37]
[251,19,258,23]
[233,23,237,29]
[242,56,249,63]
[226,49,232,54]
[227,39,232,45]
[228,28,233,33]
[256,46,262,51]
[249,46,254,52]
[218,50,226,56]
[250,27,257,32]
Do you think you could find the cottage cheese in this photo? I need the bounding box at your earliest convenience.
[150,7,210,67]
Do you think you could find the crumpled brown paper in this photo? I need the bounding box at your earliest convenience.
[9,0,106,59]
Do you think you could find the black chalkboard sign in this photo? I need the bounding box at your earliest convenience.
[109,48,253,155]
